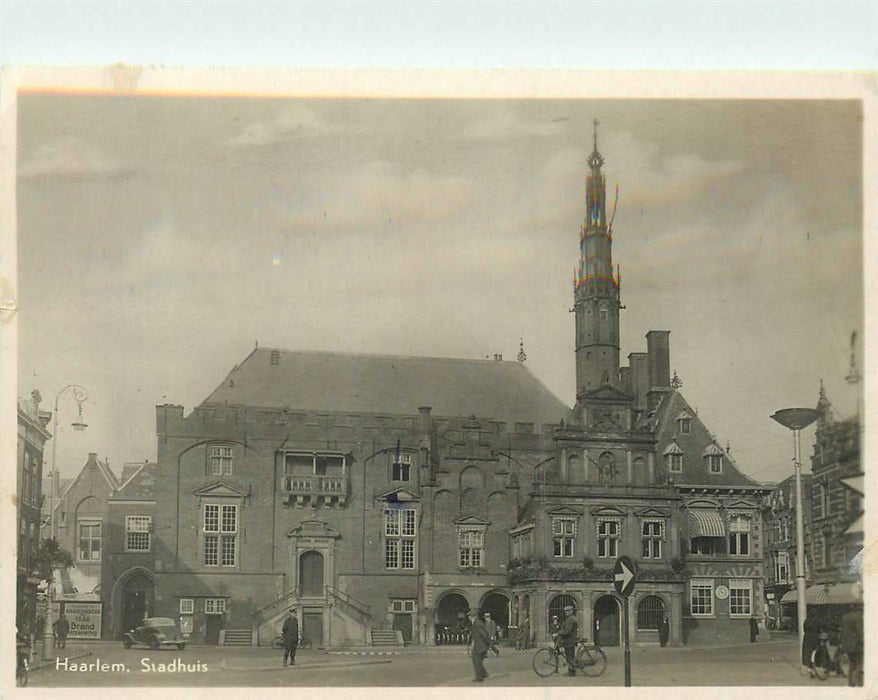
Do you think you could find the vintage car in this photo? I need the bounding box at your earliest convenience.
[122,617,186,650]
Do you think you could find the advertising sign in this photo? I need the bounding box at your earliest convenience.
[63,602,103,639]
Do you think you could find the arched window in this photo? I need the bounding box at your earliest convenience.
[548,594,577,632]
[636,596,665,631]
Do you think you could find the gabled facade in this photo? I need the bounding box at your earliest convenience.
[102,461,157,638]
[52,452,119,600]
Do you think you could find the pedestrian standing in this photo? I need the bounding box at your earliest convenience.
[484,613,499,655]
[802,613,820,676]
[558,605,579,677]
[749,615,759,643]
[518,615,531,651]
[281,609,299,667]
[469,610,491,682]
[53,613,70,650]
[658,614,670,647]
[840,605,863,687]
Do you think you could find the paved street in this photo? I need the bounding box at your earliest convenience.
[25,639,853,687]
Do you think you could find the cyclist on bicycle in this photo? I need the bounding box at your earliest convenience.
[557,605,578,677]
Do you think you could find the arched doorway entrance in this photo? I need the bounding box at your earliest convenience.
[593,595,621,647]
[636,595,666,643]
[120,573,154,637]
[548,594,577,634]
[436,592,470,644]
[299,550,324,596]
[480,591,510,640]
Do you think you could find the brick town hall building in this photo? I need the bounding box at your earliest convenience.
[140,133,770,648]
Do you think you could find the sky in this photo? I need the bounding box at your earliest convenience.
[15,92,863,485]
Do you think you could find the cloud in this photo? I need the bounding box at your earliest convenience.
[17,137,133,179]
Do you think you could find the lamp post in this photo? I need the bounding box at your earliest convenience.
[770,407,818,668]
[44,384,88,659]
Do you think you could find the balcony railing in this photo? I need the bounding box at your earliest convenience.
[281,475,348,506]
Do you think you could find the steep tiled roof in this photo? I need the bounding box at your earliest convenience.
[654,391,765,488]
[114,462,157,500]
[201,348,570,427]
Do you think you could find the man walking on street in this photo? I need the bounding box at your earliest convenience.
[749,615,759,643]
[53,613,70,650]
[840,605,863,687]
[282,609,299,667]
[558,605,578,677]
[484,612,499,655]
[469,610,491,682]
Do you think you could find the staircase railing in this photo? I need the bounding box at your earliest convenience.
[252,586,301,624]
[325,584,371,625]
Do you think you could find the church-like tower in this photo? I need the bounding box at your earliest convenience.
[574,121,621,399]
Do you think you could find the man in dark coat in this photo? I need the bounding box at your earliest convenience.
[281,609,299,667]
[53,614,70,650]
[658,614,670,647]
[840,605,863,687]
[802,614,820,675]
[749,616,759,643]
[557,605,579,677]
[469,610,491,682]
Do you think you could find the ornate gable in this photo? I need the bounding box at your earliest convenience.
[455,515,490,527]
[590,505,626,517]
[634,506,670,518]
[193,480,247,499]
[547,505,584,517]
[376,487,420,503]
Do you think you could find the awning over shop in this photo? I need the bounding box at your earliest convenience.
[780,582,863,605]
[689,510,725,538]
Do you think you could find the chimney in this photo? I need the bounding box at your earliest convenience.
[628,352,649,409]
[646,330,671,410]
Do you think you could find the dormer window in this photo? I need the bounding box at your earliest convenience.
[702,444,724,474]
[663,441,684,473]
[676,412,692,434]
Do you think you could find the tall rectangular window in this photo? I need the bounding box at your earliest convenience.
[204,503,237,567]
[729,580,752,617]
[597,519,619,558]
[458,529,485,568]
[690,579,714,616]
[552,517,576,557]
[392,454,412,482]
[641,520,663,559]
[384,507,417,570]
[77,520,102,561]
[210,446,233,476]
[728,515,751,556]
[125,515,152,552]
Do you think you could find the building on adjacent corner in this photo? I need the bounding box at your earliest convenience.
[17,390,52,633]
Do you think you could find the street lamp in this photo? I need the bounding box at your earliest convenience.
[44,384,88,659]
[770,407,818,670]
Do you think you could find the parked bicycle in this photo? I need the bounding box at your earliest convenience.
[532,637,607,678]
[271,635,313,650]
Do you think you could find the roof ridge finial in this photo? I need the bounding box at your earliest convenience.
[517,338,527,363]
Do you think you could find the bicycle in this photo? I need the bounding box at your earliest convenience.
[532,638,607,678]
[810,631,842,681]
[271,635,313,650]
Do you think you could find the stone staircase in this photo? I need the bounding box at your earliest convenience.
[371,629,404,647]
[221,629,254,646]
